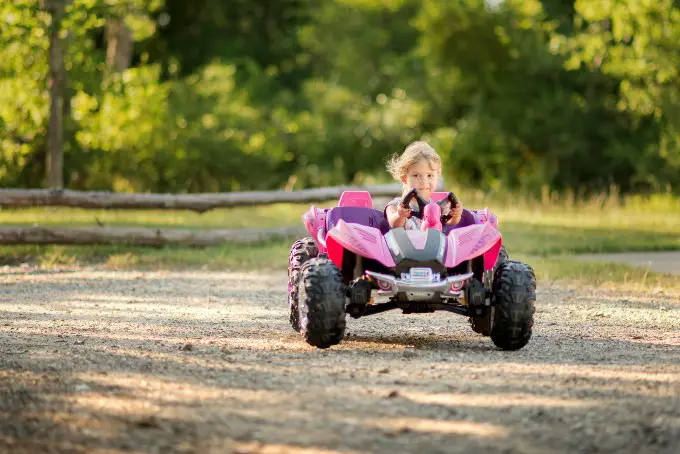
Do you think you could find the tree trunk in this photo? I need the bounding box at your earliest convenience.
[106,15,132,72]
[0,226,306,247]
[0,184,403,211]
[45,0,69,190]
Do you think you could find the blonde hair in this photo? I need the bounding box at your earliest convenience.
[386,141,442,183]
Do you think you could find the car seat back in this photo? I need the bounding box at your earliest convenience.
[326,207,390,235]
[338,191,373,209]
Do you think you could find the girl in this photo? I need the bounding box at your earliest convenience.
[385,141,463,229]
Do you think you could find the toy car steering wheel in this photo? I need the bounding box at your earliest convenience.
[401,188,427,219]
[438,192,460,224]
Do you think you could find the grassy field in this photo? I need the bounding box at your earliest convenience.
[1,190,679,290]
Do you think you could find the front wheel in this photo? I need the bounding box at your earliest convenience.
[297,257,346,349]
[288,238,318,331]
[490,260,536,350]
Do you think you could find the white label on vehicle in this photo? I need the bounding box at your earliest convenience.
[409,268,433,281]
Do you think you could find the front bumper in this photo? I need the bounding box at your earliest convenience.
[365,270,474,301]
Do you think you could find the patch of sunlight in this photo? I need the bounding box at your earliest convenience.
[0,297,211,317]
[334,338,420,351]
[401,392,596,409]
[76,372,287,406]
[367,417,509,437]
[71,293,160,303]
[194,334,311,352]
[73,394,163,419]
[231,443,361,454]
[477,364,680,384]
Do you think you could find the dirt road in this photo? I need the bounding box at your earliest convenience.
[1,268,679,454]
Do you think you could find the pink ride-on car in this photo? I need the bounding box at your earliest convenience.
[287,189,536,350]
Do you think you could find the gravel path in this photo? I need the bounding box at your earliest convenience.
[574,251,680,275]
[1,268,679,454]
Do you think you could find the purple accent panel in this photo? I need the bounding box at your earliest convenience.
[443,209,477,235]
[326,207,390,235]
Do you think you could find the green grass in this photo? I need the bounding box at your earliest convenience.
[1,190,679,290]
[501,222,680,256]
[513,254,680,293]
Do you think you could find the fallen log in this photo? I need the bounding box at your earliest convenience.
[0,226,308,247]
[0,184,403,212]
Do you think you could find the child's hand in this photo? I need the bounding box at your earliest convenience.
[396,204,411,219]
[447,203,463,225]
[386,203,411,228]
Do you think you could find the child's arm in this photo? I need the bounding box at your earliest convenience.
[386,204,410,228]
[445,203,463,225]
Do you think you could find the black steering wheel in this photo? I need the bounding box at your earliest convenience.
[400,188,427,219]
[438,191,460,224]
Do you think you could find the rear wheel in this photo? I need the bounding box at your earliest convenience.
[490,260,536,350]
[469,307,493,336]
[297,258,346,349]
[287,238,318,331]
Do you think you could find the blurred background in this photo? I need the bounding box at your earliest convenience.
[1,0,679,286]
[1,0,678,196]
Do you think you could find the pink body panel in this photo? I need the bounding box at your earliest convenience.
[444,218,502,270]
[304,195,502,271]
[483,239,503,271]
[338,191,373,208]
[326,219,396,267]
[469,208,497,228]
[302,205,328,254]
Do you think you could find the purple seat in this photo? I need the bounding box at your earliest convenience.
[443,209,477,234]
[326,207,390,234]
[326,207,477,236]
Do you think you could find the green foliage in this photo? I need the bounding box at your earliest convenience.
[415,0,679,193]
[566,0,680,188]
[0,0,678,194]
[0,0,49,186]
[71,63,291,192]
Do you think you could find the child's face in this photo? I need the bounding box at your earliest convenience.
[401,159,439,200]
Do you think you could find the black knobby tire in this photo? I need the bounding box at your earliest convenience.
[495,246,509,269]
[297,257,346,349]
[469,246,509,335]
[469,308,493,336]
[490,260,536,350]
[288,238,318,331]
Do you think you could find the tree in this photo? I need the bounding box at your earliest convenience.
[564,0,680,190]
[1,0,678,194]
[415,0,679,193]
[43,0,71,189]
